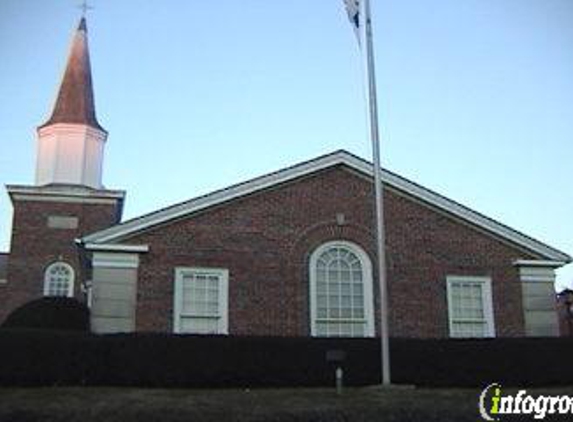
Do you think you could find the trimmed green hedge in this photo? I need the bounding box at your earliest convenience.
[0,332,571,387]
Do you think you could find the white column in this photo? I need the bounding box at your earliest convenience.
[91,252,139,333]
[516,261,560,336]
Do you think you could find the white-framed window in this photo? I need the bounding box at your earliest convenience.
[173,267,229,335]
[309,241,374,337]
[446,275,495,338]
[43,261,75,297]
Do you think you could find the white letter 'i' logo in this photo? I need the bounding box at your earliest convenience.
[479,383,501,421]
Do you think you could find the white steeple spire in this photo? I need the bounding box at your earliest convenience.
[35,16,107,189]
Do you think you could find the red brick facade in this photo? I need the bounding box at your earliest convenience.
[3,15,564,338]
[1,195,121,322]
[121,166,537,337]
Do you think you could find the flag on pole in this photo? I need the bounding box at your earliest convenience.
[342,0,392,386]
[344,0,361,43]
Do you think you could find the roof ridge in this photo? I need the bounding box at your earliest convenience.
[81,150,571,263]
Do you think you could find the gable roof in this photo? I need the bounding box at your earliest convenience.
[82,150,571,263]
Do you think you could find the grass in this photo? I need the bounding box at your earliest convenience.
[2,385,573,421]
[0,386,486,421]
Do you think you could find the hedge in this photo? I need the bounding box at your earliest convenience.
[392,337,573,387]
[0,331,572,387]
[1,297,90,332]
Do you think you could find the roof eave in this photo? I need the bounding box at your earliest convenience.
[80,150,571,264]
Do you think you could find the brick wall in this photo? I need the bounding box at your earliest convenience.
[558,299,573,336]
[1,196,121,322]
[124,166,537,337]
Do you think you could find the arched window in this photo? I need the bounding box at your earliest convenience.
[309,241,374,337]
[44,262,75,297]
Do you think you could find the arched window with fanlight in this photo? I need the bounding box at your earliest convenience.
[43,262,75,297]
[309,241,374,337]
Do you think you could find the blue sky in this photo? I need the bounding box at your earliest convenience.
[1,0,572,288]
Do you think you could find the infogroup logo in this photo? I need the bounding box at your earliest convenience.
[479,383,573,420]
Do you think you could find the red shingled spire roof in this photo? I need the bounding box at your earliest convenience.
[40,17,105,131]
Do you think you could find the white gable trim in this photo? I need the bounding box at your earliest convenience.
[513,260,567,268]
[81,150,571,263]
[83,243,149,253]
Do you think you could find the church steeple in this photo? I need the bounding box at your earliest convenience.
[40,17,104,131]
[35,16,108,189]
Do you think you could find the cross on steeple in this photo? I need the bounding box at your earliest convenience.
[40,5,103,132]
[36,11,107,189]
[78,0,93,17]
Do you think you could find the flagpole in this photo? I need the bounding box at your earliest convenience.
[363,0,391,386]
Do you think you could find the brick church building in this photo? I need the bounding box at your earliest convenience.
[1,18,570,338]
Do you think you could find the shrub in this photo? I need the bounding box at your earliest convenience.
[0,329,92,386]
[1,333,573,387]
[0,332,379,387]
[96,334,379,387]
[1,297,90,332]
[391,337,573,387]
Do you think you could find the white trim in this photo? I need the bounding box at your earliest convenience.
[83,242,149,253]
[10,195,119,205]
[446,275,495,338]
[80,150,571,263]
[7,184,124,199]
[513,260,566,268]
[92,252,140,269]
[518,266,556,283]
[37,122,108,138]
[43,261,75,297]
[82,153,349,243]
[514,260,559,283]
[7,184,124,207]
[173,267,229,335]
[309,240,375,337]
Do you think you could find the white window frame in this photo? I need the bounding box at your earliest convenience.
[446,275,495,338]
[309,240,375,337]
[43,261,75,297]
[173,267,229,335]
